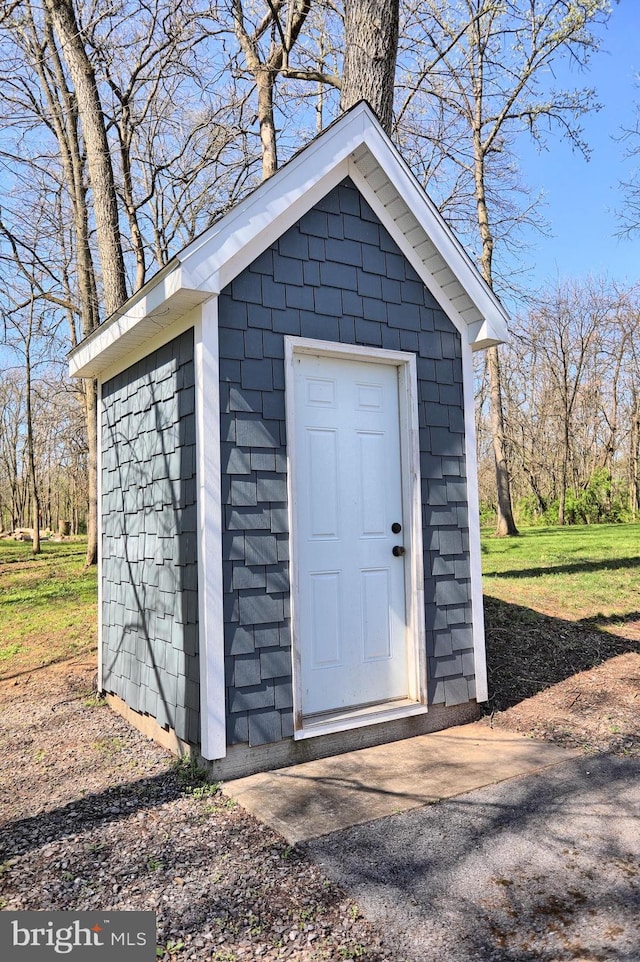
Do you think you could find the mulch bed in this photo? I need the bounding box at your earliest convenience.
[484,596,640,755]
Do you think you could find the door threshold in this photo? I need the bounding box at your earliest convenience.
[294,698,429,741]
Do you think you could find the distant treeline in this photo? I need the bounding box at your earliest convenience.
[477,278,640,526]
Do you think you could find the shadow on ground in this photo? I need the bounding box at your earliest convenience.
[485,555,640,580]
[304,752,640,962]
[483,595,639,713]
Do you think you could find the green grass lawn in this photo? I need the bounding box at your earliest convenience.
[0,538,97,679]
[481,523,640,631]
[1,524,638,683]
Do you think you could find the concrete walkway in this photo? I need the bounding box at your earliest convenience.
[223,721,577,844]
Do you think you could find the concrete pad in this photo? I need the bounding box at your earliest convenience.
[223,722,578,844]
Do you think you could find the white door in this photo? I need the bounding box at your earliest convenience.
[292,352,409,717]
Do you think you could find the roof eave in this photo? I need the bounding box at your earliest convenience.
[69,102,510,380]
[69,263,210,379]
[467,315,509,351]
[356,123,510,349]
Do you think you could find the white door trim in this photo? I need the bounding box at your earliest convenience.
[284,336,427,739]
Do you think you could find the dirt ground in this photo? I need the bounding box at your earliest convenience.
[0,617,638,960]
[487,649,640,755]
[0,658,391,961]
[483,595,640,756]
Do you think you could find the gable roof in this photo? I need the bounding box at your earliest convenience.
[69,102,509,379]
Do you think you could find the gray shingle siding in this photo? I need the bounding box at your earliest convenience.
[101,329,199,743]
[219,177,475,748]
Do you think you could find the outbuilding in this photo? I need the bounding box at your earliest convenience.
[69,102,508,778]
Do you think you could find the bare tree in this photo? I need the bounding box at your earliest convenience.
[2,6,108,562]
[230,0,329,178]
[397,0,610,534]
[82,1,253,282]
[43,0,128,315]
[0,365,90,537]
[0,374,24,533]
[618,99,640,237]
[0,0,261,562]
[629,390,640,517]
[521,282,609,524]
[495,278,640,526]
[2,283,64,551]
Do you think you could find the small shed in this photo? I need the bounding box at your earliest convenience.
[69,102,508,779]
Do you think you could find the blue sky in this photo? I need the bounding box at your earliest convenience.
[510,0,639,297]
[1,1,636,357]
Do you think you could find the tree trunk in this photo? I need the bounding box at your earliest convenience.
[44,0,128,316]
[257,68,278,179]
[524,468,547,516]
[557,414,571,526]
[118,103,147,289]
[24,328,41,555]
[41,9,101,562]
[340,0,399,134]
[630,393,640,519]
[557,469,567,526]
[487,345,518,535]
[42,10,100,337]
[472,100,518,536]
[43,1,125,564]
[231,0,313,179]
[475,173,517,532]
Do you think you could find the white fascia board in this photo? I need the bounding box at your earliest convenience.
[183,162,350,294]
[359,126,510,348]
[179,104,369,264]
[70,101,507,381]
[179,113,371,292]
[349,163,472,345]
[69,265,208,378]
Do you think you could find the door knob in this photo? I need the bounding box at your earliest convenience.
[392,545,406,557]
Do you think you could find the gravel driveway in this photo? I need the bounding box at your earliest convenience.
[305,753,640,961]
[1,657,639,961]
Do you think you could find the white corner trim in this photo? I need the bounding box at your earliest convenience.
[195,298,226,760]
[96,377,104,693]
[461,343,489,703]
[398,352,428,703]
[283,338,302,733]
